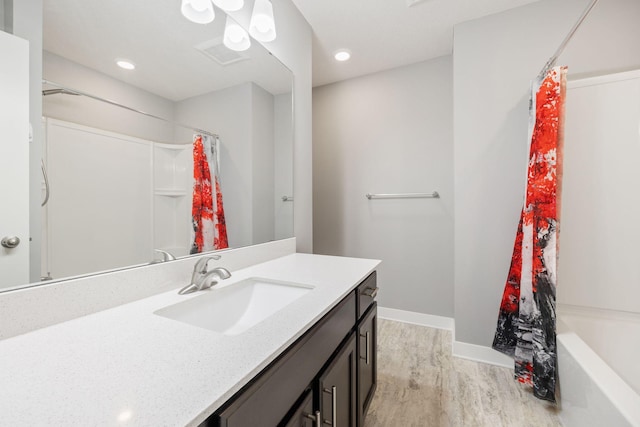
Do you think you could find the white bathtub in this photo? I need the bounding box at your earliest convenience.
[557,304,640,426]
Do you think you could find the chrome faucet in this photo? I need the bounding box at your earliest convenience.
[178,255,232,295]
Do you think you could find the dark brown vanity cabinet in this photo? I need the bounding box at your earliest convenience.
[206,272,378,427]
[282,390,314,427]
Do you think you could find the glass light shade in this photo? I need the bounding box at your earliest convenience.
[249,0,276,42]
[212,0,244,12]
[181,0,215,24]
[223,16,251,51]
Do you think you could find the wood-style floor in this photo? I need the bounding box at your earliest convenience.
[364,319,562,427]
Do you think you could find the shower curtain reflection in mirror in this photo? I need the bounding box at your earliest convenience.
[190,134,228,254]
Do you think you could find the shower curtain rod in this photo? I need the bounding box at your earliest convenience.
[41,79,219,138]
[538,0,599,79]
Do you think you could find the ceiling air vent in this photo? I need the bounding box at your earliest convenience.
[195,38,249,66]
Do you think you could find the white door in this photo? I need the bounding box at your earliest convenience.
[0,31,30,289]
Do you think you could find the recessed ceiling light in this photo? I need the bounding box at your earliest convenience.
[334,50,351,62]
[116,59,136,70]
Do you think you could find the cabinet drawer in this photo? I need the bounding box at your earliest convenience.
[213,292,356,427]
[356,272,378,320]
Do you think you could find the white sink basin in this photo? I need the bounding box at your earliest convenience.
[154,277,314,335]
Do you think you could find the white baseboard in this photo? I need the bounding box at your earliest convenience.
[452,340,513,368]
[378,306,454,330]
[378,307,514,368]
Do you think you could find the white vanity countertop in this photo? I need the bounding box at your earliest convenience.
[0,253,379,427]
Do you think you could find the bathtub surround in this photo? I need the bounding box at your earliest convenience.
[557,307,640,426]
[554,70,640,426]
[558,71,640,315]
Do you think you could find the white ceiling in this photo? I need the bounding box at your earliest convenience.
[43,0,292,101]
[291,0,541,87]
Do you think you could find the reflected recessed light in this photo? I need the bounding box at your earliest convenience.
[117,410,133,423]
[334,50,351,62]
[116,60,136,70]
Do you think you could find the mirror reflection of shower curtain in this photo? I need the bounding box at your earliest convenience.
[190,134,228,253]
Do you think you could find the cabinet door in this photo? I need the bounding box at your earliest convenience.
[281,389,317,427]
[357,303,377,426]
[318,333,357,427]
[214,293,356,427]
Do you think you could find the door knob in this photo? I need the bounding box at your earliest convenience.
[1,236,20,248]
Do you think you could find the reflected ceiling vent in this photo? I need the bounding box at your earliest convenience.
[195,37,249,66]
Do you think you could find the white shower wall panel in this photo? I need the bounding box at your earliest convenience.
[558,71,640,314]
[45,120,154,279]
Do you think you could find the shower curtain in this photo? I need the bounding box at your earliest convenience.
[492,66,567,403]
[190,134,228,254]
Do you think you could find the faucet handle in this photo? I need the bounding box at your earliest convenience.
[154,249,176,262]
[193,254,222,272]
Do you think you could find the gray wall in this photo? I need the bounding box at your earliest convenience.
[251,84,276,245]
[43,52,175,142]
[0,0,11,33]
[559,0,640,76]
[175,83,253,248]
[0,0,6,32]
[274,92,294,240]
[452,0,640,347]
[228,0,313,253]
[313,57,454,317]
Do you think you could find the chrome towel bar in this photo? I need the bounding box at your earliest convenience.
[366,192,439,200]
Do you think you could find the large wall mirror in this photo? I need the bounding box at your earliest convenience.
[1,0,293,291]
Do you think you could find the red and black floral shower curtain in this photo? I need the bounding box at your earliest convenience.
[493,66,567,403]
[191,134,228,254]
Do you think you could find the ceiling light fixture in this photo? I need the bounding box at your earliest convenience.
[116,59,136,70]
[181,0,215,24]
[223,16,251,52]
[334,50,351,62]
[249,0,276,42]
[212,0,244,12]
